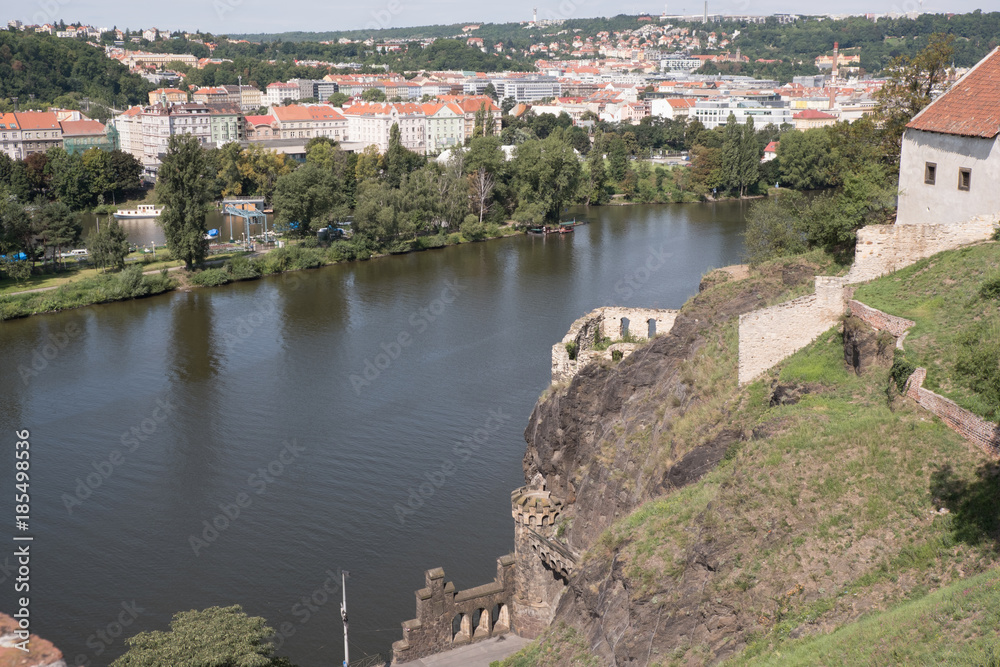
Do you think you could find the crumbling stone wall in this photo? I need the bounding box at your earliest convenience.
[738,277,848,385]
[738,215,998,385]
[552,307,678,383]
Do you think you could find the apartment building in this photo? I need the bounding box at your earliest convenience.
[343,103,427,154]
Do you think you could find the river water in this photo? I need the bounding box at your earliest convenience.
[0,202,746,666]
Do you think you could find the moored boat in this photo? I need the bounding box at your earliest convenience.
[114,204,163,219]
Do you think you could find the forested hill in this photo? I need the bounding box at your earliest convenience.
[232,10,1000,74]
[0,29,151,113]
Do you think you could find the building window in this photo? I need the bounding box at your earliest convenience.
[958,168,971,192]
[924,162,936,185]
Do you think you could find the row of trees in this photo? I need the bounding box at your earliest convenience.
[0,148,143,210]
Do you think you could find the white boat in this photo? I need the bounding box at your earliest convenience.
[114,204,163,219]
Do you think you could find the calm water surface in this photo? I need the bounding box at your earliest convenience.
[0,202,746,666]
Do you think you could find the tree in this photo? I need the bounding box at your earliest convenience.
[606,134,628,182]
[355,145,383,182]
[34,201,81,267]
[111,605,296,667]
[87,216,129,271]
[585,142,608,205]
[483,82,498,102]
[777,128,836,190]
[361,87,386,102]
[874,33,955,167]
[273,162,338,235]
[742,194,807,266]
[157,134,213,270]
[384,123,423,188]
[217,142,245,198]
[238,143,293,203]
[469,167,494,223]
[736,116,761,198]
[327,91,349,107]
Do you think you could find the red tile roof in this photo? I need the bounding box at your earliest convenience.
[59,119,106,136]
[793,109,836,119]
[13,111,60,130]
[764,141,779,153]
[907,46,1000,138]
[244,115,276,126]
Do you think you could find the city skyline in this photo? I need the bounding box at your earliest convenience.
[8,1,991,38]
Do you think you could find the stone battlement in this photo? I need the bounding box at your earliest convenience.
[511,486,563,527]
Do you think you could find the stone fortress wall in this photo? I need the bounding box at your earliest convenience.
[551,307,678,383]
[738,216,999,386]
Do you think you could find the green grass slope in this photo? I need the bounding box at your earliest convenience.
[497,244,1000,667]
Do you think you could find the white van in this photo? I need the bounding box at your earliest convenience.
[60,249,89,259]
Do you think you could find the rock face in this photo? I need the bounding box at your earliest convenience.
[0,614,66,667]
[518,258,824,664]
[842,315,894,375]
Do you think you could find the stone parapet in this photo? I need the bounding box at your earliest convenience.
[906,368,1000,457]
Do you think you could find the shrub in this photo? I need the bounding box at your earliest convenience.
[225,255,261,281]
[889,349,917,393]
[565,341,578,360]
[611,349,624,362]
[979,276,1000,300]
[5,260,32,283]
[460,215,488,241]
[188,267,230,287]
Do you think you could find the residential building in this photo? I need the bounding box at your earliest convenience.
[422,102,465,154]
[897,46,1000,225]
[238,86,264,112]
[691,99,792,129]
[122,51,198,69]
[111,106,145,159]
[762,141,779,162]
[343,103,427,154]
[792,108,838,130]
[0,113,22,160]
[140,103,213,177]
[61,119,115,154]
[12,111,62,156]
[245,115,278,141]
[270,104,348,141]
[439,96,502,141]
[649,97,697,120]
[206,104,244,145]
[265,82,301,107]
[149,88,188,105]
[193,87,233,105]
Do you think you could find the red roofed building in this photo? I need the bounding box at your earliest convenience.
[245,115,278,141]
[897,46,1000,225]
[60,119,113,154]
[792,108,837,130]
[762,140,779,162]
[342,103,427,154]
[270,104,348,141]
[11,111,62,156]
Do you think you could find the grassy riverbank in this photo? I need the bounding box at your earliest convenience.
[0,226,521,321]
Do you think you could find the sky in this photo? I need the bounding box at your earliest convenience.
[8,0,994,36]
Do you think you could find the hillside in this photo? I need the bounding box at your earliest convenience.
[0,30,151,111]
[497,241,999,666]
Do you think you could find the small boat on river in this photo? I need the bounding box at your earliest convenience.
[114,204,163,219]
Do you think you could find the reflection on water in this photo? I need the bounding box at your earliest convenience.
[2,202,745,666]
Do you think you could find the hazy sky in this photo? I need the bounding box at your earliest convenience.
[9,0,992,36]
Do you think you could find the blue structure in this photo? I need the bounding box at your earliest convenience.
[221,198,268,250]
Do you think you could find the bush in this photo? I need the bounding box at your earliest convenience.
[611,349,624,362]
[565,341,578,360]
[460,216,488,241]
[225,255,261,281]
[188,267,231,287]
[5,260,32,283]
[979,276,1000,300]
[955,319,1000,420]
[327,241,357,263]
[889,349,917,393]
[414,235,447,250]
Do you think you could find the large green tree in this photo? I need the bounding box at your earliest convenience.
[157,135,214,270]
[87,217,130,271]
[273,163,339,235]
[111,605,296,667]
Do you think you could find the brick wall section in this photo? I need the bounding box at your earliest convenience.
[738,277,847,385]
[905,368,1000,457]
[848,300,916,338]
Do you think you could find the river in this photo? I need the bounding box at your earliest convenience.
[0,202,746,666]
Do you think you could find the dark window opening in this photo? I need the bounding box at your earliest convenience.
[924,162,936,185]
[959,168,971,191]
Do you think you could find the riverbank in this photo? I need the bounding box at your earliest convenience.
[0,226,522,321]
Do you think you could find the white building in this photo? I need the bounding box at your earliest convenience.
[265,82,301,107]
[270,104,349,141]
[897,47,1000,225]
[650,97,697,120]
[343,103,427,154]
[110,106,145,160]
[140,104,213,177]
[691,98,792,129]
